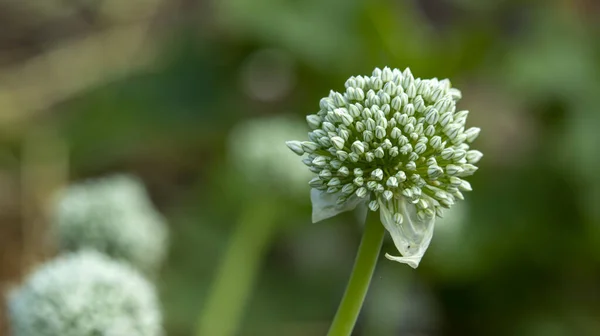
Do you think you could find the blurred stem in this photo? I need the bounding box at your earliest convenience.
[196,198,280,336]
[327,211,384,336]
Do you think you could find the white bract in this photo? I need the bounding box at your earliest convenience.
[52,175,169,274]
[8,251,162,336]
[287,67,482,268]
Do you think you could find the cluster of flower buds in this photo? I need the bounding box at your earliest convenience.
[287,67,482,223]
[8,251,162,336]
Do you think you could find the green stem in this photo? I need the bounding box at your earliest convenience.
[327,211,385,336]
[196,199,279,336]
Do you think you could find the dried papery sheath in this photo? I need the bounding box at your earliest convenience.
[8,251,162,336]
[52,175,169,274]
[287,66,482,268]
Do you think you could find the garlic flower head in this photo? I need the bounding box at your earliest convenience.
[52,174,169,274]
[286,67,482,268]
[7,251,162,336]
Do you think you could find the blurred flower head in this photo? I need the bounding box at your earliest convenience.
[52,174,169,273]
[229,115,313,198]
[8,251,162,336]
[286,67,482,267]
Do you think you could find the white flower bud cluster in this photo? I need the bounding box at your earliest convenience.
[8,251,163,336]
[52,175,169,274]
[287,67,482,221]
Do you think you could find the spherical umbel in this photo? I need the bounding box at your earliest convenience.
[7,251,163,336]
[52,175,169,274]
[286,66,482,267]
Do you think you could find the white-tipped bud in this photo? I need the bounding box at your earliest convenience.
[348,152,359,162]
[319,169,332,179]
[427,165,443,178]
[383,190,394,201]
[398,135,409,146]
[301,141,319,153]
[286,141,304,155]
[355,88,365,101]
[308,177,324,188]
[465,127,481,143]
[441,148,454,160]
[391,96,402,111]
[329,159,342,169]
[365,152,375,162]
[375,126,386,139]
[368,200,380,211]
[393,213,404,224]
[342,183,356,195]
[389,147,399,157]
[406,83,416,98]
[382,139,393,150]
[354,176,364,186]
[414,142,427,155]
[402,103,415,116]
[405,161,417,171]
[333,92,346,106]
[374,147,385,158]
[367,180,378,190]
[466,150,483,164]
[386,176,399,188]
[322,121,336,132]
[396,171,407,182]
[460,164,479,176]
[365,118,376,131]
[400,144,413,155]
[372,77,383,90]
[353,121,365,132]
[452,149,467,161]
[424,125,436,137]
[449,176,463,187]
[383,81,397,96]
[390,127,402,139]
[338,166,350,177]
[340,113,353,126]
[429,136,442,150]
[306,115,322,129]
[363,130,374,143]
[459,179,472,191]
[312,156,327,167]
[445,164,463,176]
[425,108,439,125]
[371,168,384,181]
[336,150,349,161]
[327,177,341,187]
[348,104,361,118]
[382,67,393,82]
[327,186,340,194]
[401,188,413,198]
[354,168,363,177]
[439,112,453,127]
[331,136,345,150]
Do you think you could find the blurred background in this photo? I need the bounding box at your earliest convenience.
[1,0,600,335]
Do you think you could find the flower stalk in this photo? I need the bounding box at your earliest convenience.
[327,210,385,336]
[197,199,280,336]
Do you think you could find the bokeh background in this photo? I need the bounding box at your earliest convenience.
[2,0,600,335]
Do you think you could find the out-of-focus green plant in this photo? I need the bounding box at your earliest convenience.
[196,116,311,336]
